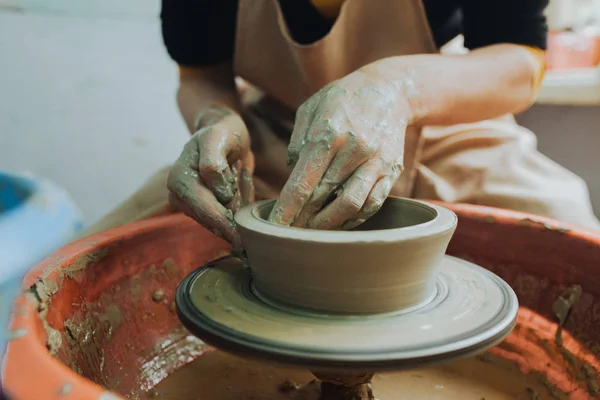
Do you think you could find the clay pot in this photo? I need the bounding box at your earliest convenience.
[235,197,457,314]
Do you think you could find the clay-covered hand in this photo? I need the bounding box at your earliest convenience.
[168,107,254,245]
[268,66,411,230]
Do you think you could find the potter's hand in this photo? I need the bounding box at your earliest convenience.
[168,107,254,244]
[269,67,410,230]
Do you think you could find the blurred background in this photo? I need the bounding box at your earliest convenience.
[0,0,186,228]
[0,0,599,227]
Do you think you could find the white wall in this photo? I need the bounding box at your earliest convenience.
[0,3,187,226]
[0,0,159,18]
[517,105,600,216]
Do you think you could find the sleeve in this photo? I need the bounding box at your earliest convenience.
[160,0,238,66]
[459,0,550,50]
[522,45,547,101]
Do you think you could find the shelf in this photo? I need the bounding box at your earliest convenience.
[536,67,600,106]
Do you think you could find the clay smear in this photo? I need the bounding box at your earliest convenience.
[145,351,564,400]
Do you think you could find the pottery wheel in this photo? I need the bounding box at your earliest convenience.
[176,255,518,372]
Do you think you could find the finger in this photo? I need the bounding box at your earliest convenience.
[168,160,238,243]
[228,161,243,214]
[240,146,255,175]
[197,120,250,205]
[195,126,235,204]
[239,167,254,206]
[287,102,316,168]
[169,192,239,244]
[340,174,396,230]
[293,141,370,227]
[240,150,255,206]
[269,140,335,226]
[307,163,381,230]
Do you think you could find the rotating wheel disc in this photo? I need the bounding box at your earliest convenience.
[176,256,518,372]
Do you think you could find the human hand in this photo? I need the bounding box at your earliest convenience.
[168,107,254,245]
[268,66,411,230]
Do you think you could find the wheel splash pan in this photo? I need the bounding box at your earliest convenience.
[2,202,600,399]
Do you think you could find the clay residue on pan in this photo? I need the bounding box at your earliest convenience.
[519,217,571,233]
[161,258,180,278]
[551,286,599,395]
[311,372,373,388]
[28,280,63,355]
[312,371,374,400]
[138,328,207,392]
[63,297,124,385]
[130,275,142,303]
[446,261,598,396]
[64,248,109,280]
[477,349,566,399]
[152,289,165,302]
[56,256,200,397]
[494,313,599,398]
[27,248,109,355]
[319,381,374,400]
[553,285,583,346]
[555,343,600,396]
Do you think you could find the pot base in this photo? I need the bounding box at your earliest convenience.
[176,255,518,371]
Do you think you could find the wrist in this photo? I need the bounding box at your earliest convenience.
[193,104,238,131]
[359,59,419,126]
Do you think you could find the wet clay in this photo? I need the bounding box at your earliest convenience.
[234,198,457,314]
[318,381,374,400]
[27,248,110,355]
[553,285,583,346]
[312,372,374,400]
[144,350,564,400]
[27,251,193,394]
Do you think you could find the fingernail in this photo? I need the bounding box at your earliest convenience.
[307,216,329,230]
[228,190,242,214]
[214,171,236,204]
[286,150,299,168]
[214,188,234,204]
[267,205,283,224]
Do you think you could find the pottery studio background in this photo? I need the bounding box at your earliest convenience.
[0,0,599,227]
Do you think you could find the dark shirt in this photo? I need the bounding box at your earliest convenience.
[161,0,549,67]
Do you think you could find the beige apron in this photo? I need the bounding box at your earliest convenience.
[236,0,437,199]
[82,0,600,237]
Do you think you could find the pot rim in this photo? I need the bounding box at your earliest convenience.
[234,197,457,244]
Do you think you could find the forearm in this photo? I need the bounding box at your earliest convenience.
[177,60,241,133]
[366,44,542,126]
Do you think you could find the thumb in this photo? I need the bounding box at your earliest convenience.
[197,116,250,205]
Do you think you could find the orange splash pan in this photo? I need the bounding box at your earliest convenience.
[2,203,600,399]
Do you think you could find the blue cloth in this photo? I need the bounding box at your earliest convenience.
[0,170,83,362]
